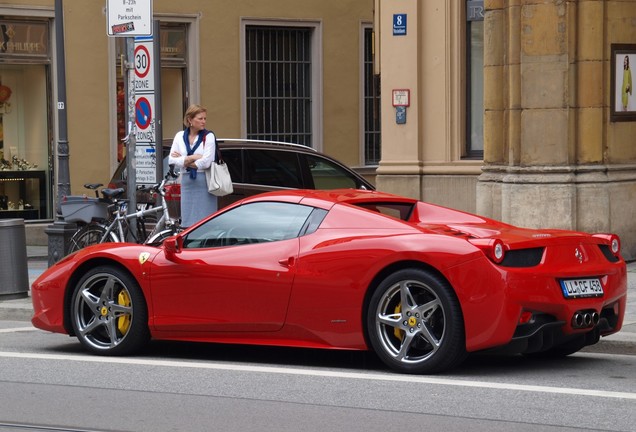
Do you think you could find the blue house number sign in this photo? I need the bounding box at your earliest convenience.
[393,14,407,36]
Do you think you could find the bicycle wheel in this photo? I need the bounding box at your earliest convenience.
[69,223,117,253]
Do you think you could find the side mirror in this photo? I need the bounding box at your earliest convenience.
[163,235,182,261]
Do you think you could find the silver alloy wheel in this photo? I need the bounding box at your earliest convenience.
[72,272,134,351]
[374,279,445,364]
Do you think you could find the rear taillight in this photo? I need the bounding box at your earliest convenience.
[468,238,507,264]
[593,233,621,256]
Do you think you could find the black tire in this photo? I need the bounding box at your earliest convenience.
[70,265,150,355]
[69,223,115,253]
[366,268,467,374]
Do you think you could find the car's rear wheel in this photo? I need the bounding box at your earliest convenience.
[70,265,149,355]
[367,268,466,374]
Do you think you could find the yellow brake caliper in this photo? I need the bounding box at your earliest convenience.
[394,304,404,340]
[117,290,131,335]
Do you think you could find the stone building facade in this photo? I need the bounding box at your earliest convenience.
[375,0,636,259]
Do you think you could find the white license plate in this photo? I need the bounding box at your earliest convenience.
[560,278,604,298]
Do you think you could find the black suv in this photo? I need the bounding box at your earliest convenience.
[110,139,375,216]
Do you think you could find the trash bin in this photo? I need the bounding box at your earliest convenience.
[0,218,29,299]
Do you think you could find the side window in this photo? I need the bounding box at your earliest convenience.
[244,149,303,188]
[466,1,484,158]
[220,148,243,183]
[182,202,315,248]
[305,154,358,189]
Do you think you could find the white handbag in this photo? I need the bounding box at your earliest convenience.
[205,147,233,196]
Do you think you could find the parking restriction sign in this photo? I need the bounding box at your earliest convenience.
[107,0,153,37]
[134,36,157,186]
[135,97,152,130]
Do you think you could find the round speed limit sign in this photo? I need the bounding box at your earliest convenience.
[134,44,150,79]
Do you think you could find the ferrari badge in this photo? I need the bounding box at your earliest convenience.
[139,252,150,265]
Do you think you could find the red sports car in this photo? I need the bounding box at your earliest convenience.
[31,189,627,373]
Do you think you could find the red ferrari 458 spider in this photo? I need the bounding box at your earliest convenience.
[31,189,627,373]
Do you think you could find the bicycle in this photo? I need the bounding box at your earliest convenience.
[64,165,181,252]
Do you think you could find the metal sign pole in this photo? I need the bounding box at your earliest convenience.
[153,20,163,184]
[125,37,137,238]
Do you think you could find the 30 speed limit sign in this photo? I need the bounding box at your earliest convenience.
[134,38,154,92]
[134,44,151,79]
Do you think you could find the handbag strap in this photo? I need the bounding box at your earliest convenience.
[213,134,223,164]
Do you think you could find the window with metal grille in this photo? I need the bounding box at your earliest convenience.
[363,27,381,165]
[245,26,312,146]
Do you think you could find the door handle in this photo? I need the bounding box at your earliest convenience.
[278,256,295,267]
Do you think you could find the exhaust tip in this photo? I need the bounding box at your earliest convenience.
[572,313,584,328]
[572,310,600,329]
[591,312,600,326]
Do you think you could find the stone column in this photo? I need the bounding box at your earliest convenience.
[479,0,577,226]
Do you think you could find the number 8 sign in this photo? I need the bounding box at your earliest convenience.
[393,14,407,36]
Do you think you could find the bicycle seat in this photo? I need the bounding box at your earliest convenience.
[84,183,103,190]
[100,188,125,199]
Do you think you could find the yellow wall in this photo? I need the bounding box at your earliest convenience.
[0,0,374,195]
[151,0,373,167]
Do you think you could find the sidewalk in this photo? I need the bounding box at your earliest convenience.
[1,246,635,346]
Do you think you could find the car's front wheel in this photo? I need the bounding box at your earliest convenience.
[70,265,149,355]
[367,268,466,374]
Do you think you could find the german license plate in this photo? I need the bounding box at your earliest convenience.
[560,278,603,298]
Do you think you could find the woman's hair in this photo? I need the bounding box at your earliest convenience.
[183,104,207,127]
[625,55,630,70]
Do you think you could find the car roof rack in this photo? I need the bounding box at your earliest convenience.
[217,138,318,152]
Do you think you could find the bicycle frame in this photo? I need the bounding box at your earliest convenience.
[67,166,181,253]
[99,201,163,243]
[96,169,180,244]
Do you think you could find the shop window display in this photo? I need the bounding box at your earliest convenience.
[0,20,52,221]
[0,66,50,220]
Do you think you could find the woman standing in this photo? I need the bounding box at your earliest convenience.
[168,104,217,227]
